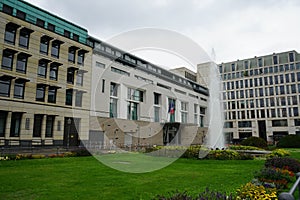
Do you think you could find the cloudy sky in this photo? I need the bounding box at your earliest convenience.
[25,0,300,70]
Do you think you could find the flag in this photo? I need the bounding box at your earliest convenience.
[168,100,175,114]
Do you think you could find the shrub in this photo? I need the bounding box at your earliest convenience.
[265,157,300,173]
[155,188,235,200]
[72,148,92,156]
[207,149,241,160]
[267,149,290,158]
[241,137,267,149]
[229,145,263,151]
[254,167,295,189]
[236,182,277,200]
[277,135,300,148]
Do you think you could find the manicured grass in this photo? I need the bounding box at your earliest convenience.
[0,154,264,200]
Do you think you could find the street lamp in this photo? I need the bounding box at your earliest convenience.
[67,118,72,150]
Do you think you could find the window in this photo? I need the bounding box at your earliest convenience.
[51,41,61,58]
[181,102,188,123]
[10,113,22,137]
[65,89,73,106]
[64,30,71,38]
[0,79,11,97]
[272,120,288,127]
[75,91,83,107]
[258,58,263,67]
[102,79,105,93]
[36,84,46,102]
[110,98,118,118]
[154,93,161,105]
[4,23,18,44]
[16,10,26,19]
[14,81,25,99]
[68,47,76,63]
[36,18,45,28]
[33,114,43,137]
[110,83,118,97]
[2,4,13,15]
[154,107,160,122]
[273,56,278,65]
[128,88,143,102]
[49,63,59,80]
[111,67,130,76]
[67,68,75,84]
[16,53,29,73]
[46,116,55,137]
[96,62,105,68]
[48,87,57,103]
[289,52,295,62]
[1,49,15,70]
[77,50,85,65]
[37,60,48,78]
[47,23,55,31]
[76,72,84,86]
[127,102,138,120]
[200,107,206,115]
[73,34,79,42]
[19,28,32,48]
[0,111,8,137]
[238,121,252,128]
[40,36,50,54]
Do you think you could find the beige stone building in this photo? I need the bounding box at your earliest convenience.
[0,0,92,147]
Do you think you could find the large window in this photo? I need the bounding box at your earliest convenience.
[48,87,57,103]
[238,121,252,128]
[0,111,8,137]
[51,40,61,58]
[36,84,46,102]
[67,68,75,84]
[40,36,51,54]
[68,47,76,63]
[181,102,188,123]
[65,89,73,106]
[77,50,85,65]
[110,98,118,118]
[76,72,84,86]
[46,116,55,137]
[4,23,18,45]
[272,120,288,127]
[75,91,83,107]
[127,102,138,120]
[110,82,118,97]
[0,79,11,97]
[14,81,25,99]
[19,28,32,48]
[128,88,143,102]
[16,53,29,73]
[1,49,15,70]
[37,60,48,78]
[49,63,59,80]
[33,114,43,137]
[10,113,22,137]
[154,93,161,122]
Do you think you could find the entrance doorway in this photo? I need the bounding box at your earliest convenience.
[258,120,267,141]
[63,118,80,147]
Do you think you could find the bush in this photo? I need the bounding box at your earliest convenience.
[207,149,242,160]
[71,148,92,156]
[265,157,300,173]
[236,182,277,200]
[241,137,267,149]
[277,135,300,148]
[229,145,263,151]
[267,149,290,158]
[155,188,235,200]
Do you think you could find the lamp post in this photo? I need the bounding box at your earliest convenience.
[67,118,72,150]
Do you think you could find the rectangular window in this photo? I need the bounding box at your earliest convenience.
[36,18,45,28]
[273,56,278,65]
[2,4,13,15]
[67,68,75,84]
[238,121,252,128]
[40,36,50,54]
[10,113,22,137]
[16,10,26,19]
[77,51,85,65]
[289,52,295,62]
[33,114,43,137]
[37,60,47,78]
[0,111,8,137]
[128,88,144,102]
[111,67,130,76]
[46,116,55,137]
[96,61,105,68]
[76,72,84,86]
[75,91,83,107]
[65,89,73,106]
[14,81,25,99]
[127,102,138,120]
[64,30,71,38]
[47,23,55,31]
[0,79,11,97]
[36,84,46,102]
[154,107,160,122]
[1,49,15,70]
[68,47,76,63]
[51,41,61,58]
[4,23,18,45]
[16,53,28,73]
[110,98,118,118]
[154,93,161,105]
[19,28,32,48]
[73,34,79,42]
[48,87,57,103]
[272,120,288,127]
[49,63,59,80]
[110,82,118,97]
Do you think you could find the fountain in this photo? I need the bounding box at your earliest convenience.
[205,50,225,149]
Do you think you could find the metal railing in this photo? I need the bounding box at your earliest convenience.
[279,172,300,200]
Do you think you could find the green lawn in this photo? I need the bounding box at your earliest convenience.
[0,154,265,200]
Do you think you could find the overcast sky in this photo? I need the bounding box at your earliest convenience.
[25,0,300,70]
